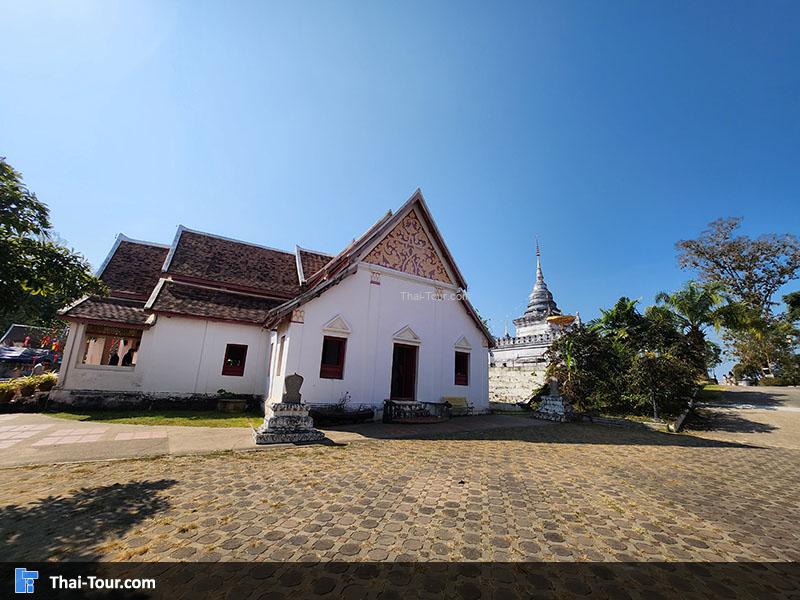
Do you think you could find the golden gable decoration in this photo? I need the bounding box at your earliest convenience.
[363,210,453,284]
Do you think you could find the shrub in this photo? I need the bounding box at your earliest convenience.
[38,372,58,391]
[0,382,15,403]
[17,376,37,397]
[626,353,696,418]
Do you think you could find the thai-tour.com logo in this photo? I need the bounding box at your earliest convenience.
[14,568,38,594]
[14,567,156,594]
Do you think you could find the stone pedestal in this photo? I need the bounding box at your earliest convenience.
[254,403,325,444]
[531,377,575,422]
[254,373,325,444]
[532,394,575,422]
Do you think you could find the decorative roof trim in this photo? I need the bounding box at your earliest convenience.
[96,233,170,278]
[58,295,92,316]
[322,314,352,335]
[263,263,359,329]
[359,203,459,287]
[393,325,421,345]
[460,295,495,348]
[454,335,472,350]
[295,246,305,283]
[144,278,169,310]
[308,189,468,291]
[362,261,460,291]
[295,245,333,284]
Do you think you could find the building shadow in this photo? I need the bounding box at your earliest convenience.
[0,479,176,561]
[323,417,758,449]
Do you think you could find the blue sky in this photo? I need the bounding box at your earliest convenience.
[2,1,798,374]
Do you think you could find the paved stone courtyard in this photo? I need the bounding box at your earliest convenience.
[2,421,798,563]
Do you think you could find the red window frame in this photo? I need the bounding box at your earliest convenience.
[222,344,248,377]
[319,336,347,379]
[454,351,469,386]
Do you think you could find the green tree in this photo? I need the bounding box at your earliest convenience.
[626,352,697,419]
[650,281,726,373]
[0,157,106,331]
[546,326,628,413]
[548,293,703,418]
[676,217,800,315]
[785,291,800,323]
[591,297,646,345]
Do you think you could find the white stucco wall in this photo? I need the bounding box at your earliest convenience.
[268,264,490,413]
[59,316,271,396]
[58,322,145,392]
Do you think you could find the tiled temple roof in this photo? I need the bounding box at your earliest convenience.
[164,228,302,298]
[60,297,150,327]
[98,238,170,300]
[147,280,284,324]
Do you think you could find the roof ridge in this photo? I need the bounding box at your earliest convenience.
[175,225,296,256]
[296,245,334,257]
[116,234,171,249]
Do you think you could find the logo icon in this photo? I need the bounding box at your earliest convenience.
[15,568,38,594]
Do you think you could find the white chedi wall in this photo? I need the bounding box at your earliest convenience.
[489,365,547,404]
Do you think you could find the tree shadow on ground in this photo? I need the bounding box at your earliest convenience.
[324,417,759,448]
[685,408,778,434]
[703,386,797,409]
[0,479,176,561]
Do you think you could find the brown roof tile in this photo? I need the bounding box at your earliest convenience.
[166,230,300,297]
[298,248,332,281]
[61,297,150,326]
[149,280,284,324]
[100,240,169,300]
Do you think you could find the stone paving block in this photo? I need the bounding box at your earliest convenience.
[1,423,799,564]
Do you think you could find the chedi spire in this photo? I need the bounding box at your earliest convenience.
[524,240,560,320]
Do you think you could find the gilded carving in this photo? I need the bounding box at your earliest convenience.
[363,210,452,284]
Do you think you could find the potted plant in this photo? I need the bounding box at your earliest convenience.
[38,373,58,392]
[0,382,15,403]
[18,377,37,397]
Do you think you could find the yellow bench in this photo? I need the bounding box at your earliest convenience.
[443,396,471,416]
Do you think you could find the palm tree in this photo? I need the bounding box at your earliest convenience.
[653,282,726,374]
[591,297,644,342]
[654,281,726,337]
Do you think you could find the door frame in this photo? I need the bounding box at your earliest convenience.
[390,342,418,401]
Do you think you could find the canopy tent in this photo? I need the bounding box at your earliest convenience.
[0,346,57,364]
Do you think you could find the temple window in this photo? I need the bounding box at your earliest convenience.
[454,351,469,386]
[320,336,346,379]
[80,325,142,367]
[222,344,248,376]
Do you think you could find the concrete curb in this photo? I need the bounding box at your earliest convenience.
[668,400,694,433]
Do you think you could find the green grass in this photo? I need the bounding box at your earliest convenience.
[47,410,262,428]
[695,384,725,402]
[703,384,726,392]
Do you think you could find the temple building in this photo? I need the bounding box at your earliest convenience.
[53,190,493,419]
[489,243,579,403]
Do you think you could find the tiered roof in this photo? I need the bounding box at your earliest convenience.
[60,190,494,346]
